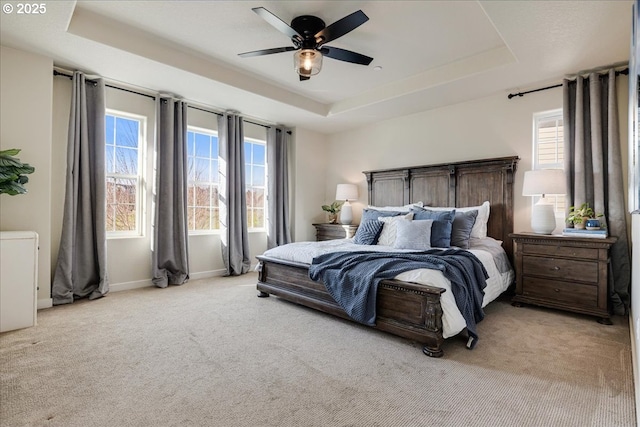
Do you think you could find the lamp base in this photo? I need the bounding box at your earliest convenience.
[531,202,556,234]
[340,203,353,225]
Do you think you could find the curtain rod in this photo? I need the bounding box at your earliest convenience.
[53,69,291,133]
[53,69,157,100]
[507,67,629,100]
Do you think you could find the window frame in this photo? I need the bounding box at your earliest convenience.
[105,109,146,238]
[186,126,220,235]
[532,108,565,216]
[244,137,267,232]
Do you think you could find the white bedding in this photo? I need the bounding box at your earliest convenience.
[260,239,514,339]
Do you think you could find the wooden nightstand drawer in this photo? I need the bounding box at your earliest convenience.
[522,277,598,308]
[522,255,598,284]
[312,223,358,241]
[319,229,350,240]
[521,243,599,260]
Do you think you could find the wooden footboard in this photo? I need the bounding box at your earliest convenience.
[256,255,446,357]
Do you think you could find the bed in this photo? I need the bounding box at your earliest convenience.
[256,156,519,357]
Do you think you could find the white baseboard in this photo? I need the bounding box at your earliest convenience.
[109,279,153,292]
[188,269,228,281]
[37,267,252,307]
[37,298,52,310]
[109,268,232,293]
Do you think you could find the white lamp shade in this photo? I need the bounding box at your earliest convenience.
[522,169,566,196]
[335,184,358,201]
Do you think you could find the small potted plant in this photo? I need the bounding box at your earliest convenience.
[566,203,603,230]
[322,201,343,224]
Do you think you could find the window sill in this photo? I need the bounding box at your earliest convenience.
[107,233,144,240]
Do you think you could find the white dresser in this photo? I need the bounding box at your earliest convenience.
[0,231,38,332]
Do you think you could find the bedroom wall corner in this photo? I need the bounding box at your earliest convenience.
[0,45,54,308]
[289,127,329,242]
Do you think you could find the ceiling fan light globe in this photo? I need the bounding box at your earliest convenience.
[294,49,322,76]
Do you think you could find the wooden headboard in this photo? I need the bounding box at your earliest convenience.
[363,156,519,262]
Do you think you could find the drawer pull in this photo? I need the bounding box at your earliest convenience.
[554,288,560,292]
[553,266,560,271]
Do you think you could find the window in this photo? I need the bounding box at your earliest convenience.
[245,139,266,230]
[185,129,267,232]
[187,128,219,232]
[105,111,145,235]
[533,109,565,214]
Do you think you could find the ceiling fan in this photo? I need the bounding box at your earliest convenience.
[238,7,373,81]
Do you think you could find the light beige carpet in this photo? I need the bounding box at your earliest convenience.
[0,272,635,427]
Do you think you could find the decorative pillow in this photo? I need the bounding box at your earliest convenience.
[428,201,490,239]
[450,210,478,249]
[361,208,405,223]
[353,220,384,245]
[367,202,423,212]
[393,219,433,250]
[376,212,414,246]
[410,207,455,248]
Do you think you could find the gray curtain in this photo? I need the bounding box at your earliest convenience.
[563,69,631,315]
[266,127,292,248]
[218,113,251,275]
[152,98,189,287]
[52,72,108,305]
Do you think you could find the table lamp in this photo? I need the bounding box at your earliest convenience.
[335,183,358,225]
[522,169,566,234]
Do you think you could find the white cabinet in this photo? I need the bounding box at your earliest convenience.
[0,231,38,332]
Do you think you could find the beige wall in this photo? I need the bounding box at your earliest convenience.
[0,46,53,307]
[290,127,329,242]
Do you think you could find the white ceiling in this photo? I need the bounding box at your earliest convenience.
[0,0,633,134]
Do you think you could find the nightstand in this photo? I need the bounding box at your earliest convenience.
[312,223,358,241]
[510,232,617,324]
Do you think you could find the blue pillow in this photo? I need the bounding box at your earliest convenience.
[451,210,478,249]
[361,208,405,223]
[353,220,384,245]
[410,207,455,248]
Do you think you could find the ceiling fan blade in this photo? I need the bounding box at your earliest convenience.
[320,46,373,66]
[238,46,297,58]
[299,75,310,81]
[314,10,369,46]
[252,7,301,41]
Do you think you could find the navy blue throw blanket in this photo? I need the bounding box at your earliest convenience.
[308,249,488,348]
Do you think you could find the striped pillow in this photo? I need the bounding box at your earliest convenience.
[353,220,384,245]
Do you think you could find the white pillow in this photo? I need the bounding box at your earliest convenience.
[429,201,490,239]
[367,201,423,212]
[394,219,433,250]
[377,212,414,246]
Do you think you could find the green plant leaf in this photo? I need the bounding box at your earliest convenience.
[0,148,35,196]
[0,148,21,157]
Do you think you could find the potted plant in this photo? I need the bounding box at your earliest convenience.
[566,203,603,229]
[322,201,343,224]
[0,149,35,195]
